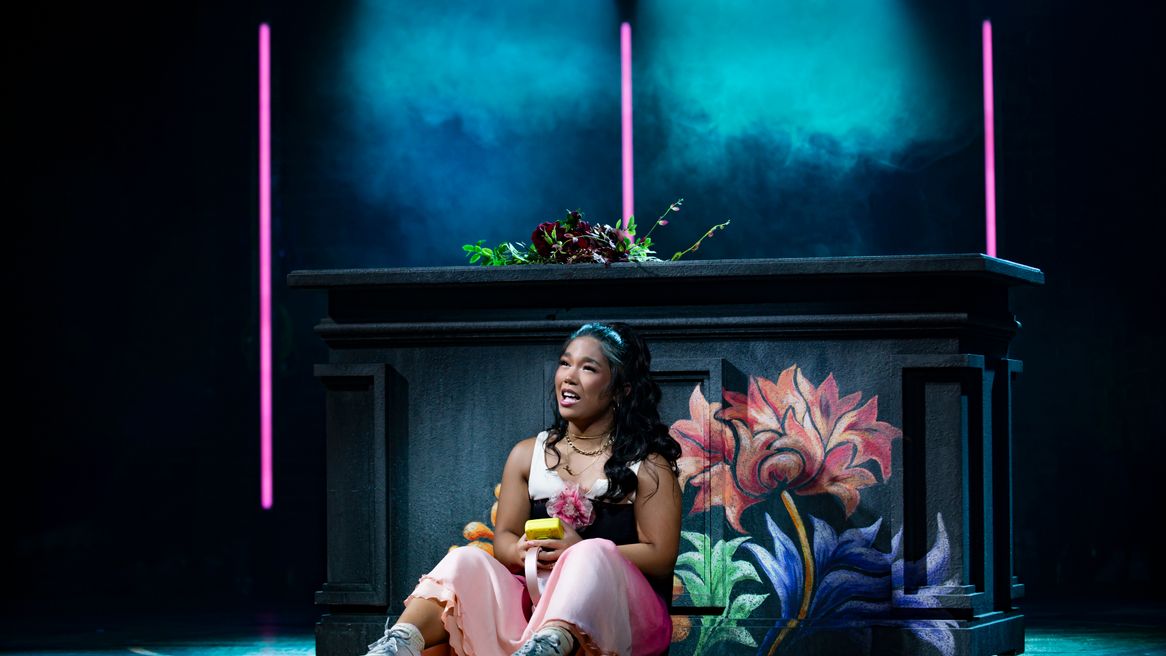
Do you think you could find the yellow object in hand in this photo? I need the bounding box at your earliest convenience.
[524,517,564,540]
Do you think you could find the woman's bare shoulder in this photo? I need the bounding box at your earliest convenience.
[504,435,541,475]
[636,452,679,491]
[639,451,677,473]
[511,435,538,455]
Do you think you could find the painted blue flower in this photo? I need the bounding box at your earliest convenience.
[742,513,807,653]
[744,511,959,655]
[887,516,960,656]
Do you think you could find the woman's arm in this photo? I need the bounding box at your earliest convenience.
[492,437,535,572]
[617,453,682,579]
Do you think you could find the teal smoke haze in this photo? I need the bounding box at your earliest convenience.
[633,1,979,258]
[347,2,619,146]
[638,1,965,166]
[324,1,980,266]
[336,1,621,265]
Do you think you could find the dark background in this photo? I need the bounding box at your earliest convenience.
[7,0,1163,620]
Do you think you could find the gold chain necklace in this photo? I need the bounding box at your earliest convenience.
[565,432,612,456]
[568,429,609,439]
[563,451,604,477]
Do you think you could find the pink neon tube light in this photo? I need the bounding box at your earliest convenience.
[621,22,634,231]
[259,23,273,509]
[982,19,997,258]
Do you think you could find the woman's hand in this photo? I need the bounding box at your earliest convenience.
[520,522,583,571]
[514,532,535,564]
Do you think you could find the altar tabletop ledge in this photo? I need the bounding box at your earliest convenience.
[287,254,1045,289]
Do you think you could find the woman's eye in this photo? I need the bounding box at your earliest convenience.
[583,366,596,373]
[559,360,569,367]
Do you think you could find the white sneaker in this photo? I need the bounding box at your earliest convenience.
[364,626,421,656]
[512,631,570,656]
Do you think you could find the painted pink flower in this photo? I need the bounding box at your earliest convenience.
[671,386,756,532]
[547,482,595,530]
[670,365,901,533]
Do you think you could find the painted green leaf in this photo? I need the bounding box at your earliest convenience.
[726,558,762,589]
[728,593,768,619]
[713,536,750,566]
[675,569,709,605]
[675,535,768,655]
[711,536,751,603]
[681,531,711,556]
[721,625,757,648]
[676,550,704,570]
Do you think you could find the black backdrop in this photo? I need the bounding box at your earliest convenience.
[7,0,1163,617]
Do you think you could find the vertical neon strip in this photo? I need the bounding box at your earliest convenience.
[620,22,634,230]
[259,23,273,510]
[982,19,997,258]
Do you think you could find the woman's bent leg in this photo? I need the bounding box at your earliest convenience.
[407,545,529,656]
[526,539,671,656]
[397,597,448,646]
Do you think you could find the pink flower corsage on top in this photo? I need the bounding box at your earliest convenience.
[546,482,595,530]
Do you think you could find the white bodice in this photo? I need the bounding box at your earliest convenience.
[527,431,640,502]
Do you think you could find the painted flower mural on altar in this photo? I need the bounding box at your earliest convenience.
[669,366,959,655]
[673,366,899,533]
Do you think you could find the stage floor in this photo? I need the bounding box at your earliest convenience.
[2,602,1163,656]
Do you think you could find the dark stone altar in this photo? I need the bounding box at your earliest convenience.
[289,254,1042,656]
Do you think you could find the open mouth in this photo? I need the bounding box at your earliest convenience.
[560,389,581,407]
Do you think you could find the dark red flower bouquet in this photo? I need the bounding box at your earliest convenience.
[462,199,729,266]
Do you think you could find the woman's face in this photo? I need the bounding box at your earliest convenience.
[555,336,615,427]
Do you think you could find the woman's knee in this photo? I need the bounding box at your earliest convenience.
[561,538,618,562]
[437,544,493,574]
[553,539,625,592]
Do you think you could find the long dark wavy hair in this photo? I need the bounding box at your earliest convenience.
[545,322,680,502]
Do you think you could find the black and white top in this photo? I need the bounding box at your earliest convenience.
[528,430,642,503]
[527,431,670,600]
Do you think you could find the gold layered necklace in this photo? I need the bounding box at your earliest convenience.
[562,431,612,476]
[563,452,603,477]
[565,431,612,456]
